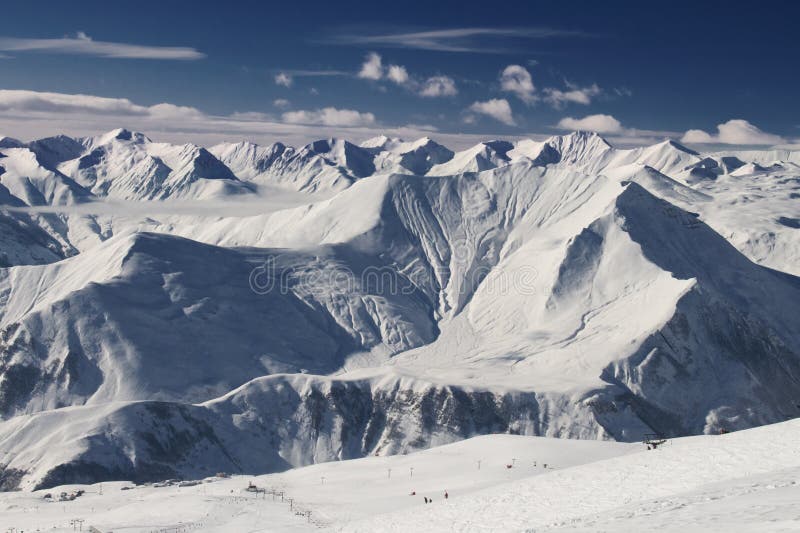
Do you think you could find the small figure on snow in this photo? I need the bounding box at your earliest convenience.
[444,490,449,500]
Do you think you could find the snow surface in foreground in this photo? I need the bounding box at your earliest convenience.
[2,420,798,532]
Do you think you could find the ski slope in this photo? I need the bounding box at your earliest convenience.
[0,420,798,532]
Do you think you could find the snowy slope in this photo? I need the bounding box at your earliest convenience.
[0,147,91,206]
[0,232,436,416]
[1,420,799,532]
[0,128,798,495]
[346,418,800,532]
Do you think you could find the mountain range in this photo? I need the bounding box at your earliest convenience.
[0,128,798,490]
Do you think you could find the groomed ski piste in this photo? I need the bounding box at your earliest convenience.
[1,418,798,532]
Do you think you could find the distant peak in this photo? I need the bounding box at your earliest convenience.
[480,139,515,153]
[566,130,611,144]
[0,136,24,149]
[94,128,150,146]
[112,128,133,140]
[307,138,343,153]
[545,131,613,152]
[360,135,400,149]
[662,139,699,156]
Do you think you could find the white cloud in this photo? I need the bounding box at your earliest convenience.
[681,119,784,145]
[274,73,292,87]
[0,32,204,60]
[0,89,376,133]
[356,52,455,98]
[543,83,601,108]
[0,89,516,151]
[553,114,684,144]
[273,99,290,109]
[387,64,410,85]
[282,107,376,127]
[500,65,536,104]
[0,88,683,153]
[0,89,202,118]
[419,76,458,97]
[146,103,204,119]
[358,52,383,80]
[468,99,516,126]
[556,114,623,133]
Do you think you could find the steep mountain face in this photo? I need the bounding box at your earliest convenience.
[0,208,64,266]
[0,232,437,417]
[362,136,455,175]
[0,128,798,490]
[0,147,91,206]
[428,140,514,175]
[210,138,367,193]
[55,130,251,201]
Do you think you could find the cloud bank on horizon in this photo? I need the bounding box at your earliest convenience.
[0,0,797,149]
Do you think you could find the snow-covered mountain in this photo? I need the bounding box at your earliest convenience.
[210,138,372,193]
[0,128,798,490]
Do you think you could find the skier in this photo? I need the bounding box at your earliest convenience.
[444,490,448,500]
[424,496,428,504]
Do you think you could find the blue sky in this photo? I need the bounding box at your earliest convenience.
[0,0,798,148]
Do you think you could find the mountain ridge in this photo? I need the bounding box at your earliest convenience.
[0,128,798,489]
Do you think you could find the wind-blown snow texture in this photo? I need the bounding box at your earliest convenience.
[0,129,798,490]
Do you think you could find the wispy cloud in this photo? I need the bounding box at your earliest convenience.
[543,83,602,108]
[0,89,378,139]
[419,76,458,97]
[274,73,293,87]
[0,32,204,60]
[0,89,203,118]
[325,27,588,53]
[272,69,350,88]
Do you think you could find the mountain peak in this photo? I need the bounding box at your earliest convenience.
[85,128,151,149]
[360,135,401,150]
[0,136,24,149]
[553,130,612,146]
[665,139,699,155]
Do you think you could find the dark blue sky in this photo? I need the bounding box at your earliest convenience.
[1,0,798,146]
